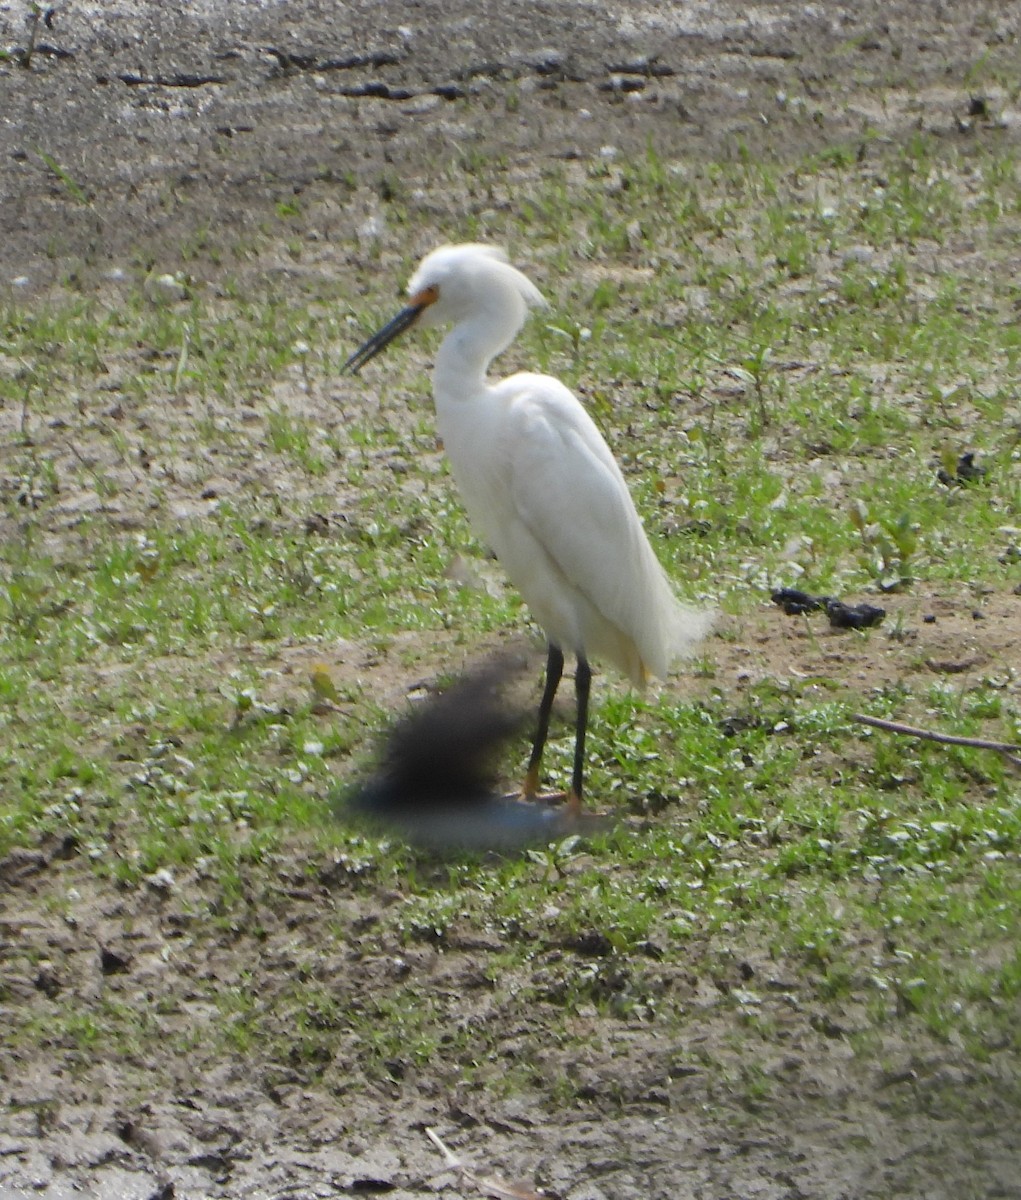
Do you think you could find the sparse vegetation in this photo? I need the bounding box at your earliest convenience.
[4,131,1020,1073]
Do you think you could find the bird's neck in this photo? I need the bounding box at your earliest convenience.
[433,314,519,404]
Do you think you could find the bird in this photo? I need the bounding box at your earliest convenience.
[344,243,713,810]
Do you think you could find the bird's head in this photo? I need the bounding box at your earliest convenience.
[344,243,546,373]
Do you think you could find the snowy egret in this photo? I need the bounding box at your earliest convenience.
[345,244,713,807]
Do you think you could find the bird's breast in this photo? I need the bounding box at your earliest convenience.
[436,401,512,538]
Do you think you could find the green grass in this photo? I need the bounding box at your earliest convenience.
[2,131,1021,1094]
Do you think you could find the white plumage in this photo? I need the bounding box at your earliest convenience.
[346,243,713,805]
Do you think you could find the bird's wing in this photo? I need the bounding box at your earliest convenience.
[502,376,669,655]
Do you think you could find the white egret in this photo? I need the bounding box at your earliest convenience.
[345,244,713,808]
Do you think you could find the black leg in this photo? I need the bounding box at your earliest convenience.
[524,643,564,796]
[571,656,592,805]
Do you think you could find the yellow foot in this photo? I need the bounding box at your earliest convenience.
[504,784,573,809]
[521,763,541,800]
[520,766,583,812]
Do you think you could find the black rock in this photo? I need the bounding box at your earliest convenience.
[770,587,830,615]
[825,600,885,630]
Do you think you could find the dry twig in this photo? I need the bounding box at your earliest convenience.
[852,712,1021,771]
[425,1127,544,1200]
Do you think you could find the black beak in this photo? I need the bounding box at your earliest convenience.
[343,304,423,374]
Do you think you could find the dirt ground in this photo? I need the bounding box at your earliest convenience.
[3,2,1021,1198]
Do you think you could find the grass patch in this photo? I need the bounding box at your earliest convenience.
[2,131,1020,1092]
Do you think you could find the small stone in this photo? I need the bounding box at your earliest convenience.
[100,946,131,975]
[145,867,176,895]
[145,272,188,303]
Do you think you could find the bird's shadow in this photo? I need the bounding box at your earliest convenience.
[335,650,605,855]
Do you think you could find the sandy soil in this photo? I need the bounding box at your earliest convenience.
[2,2,1021,1198]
